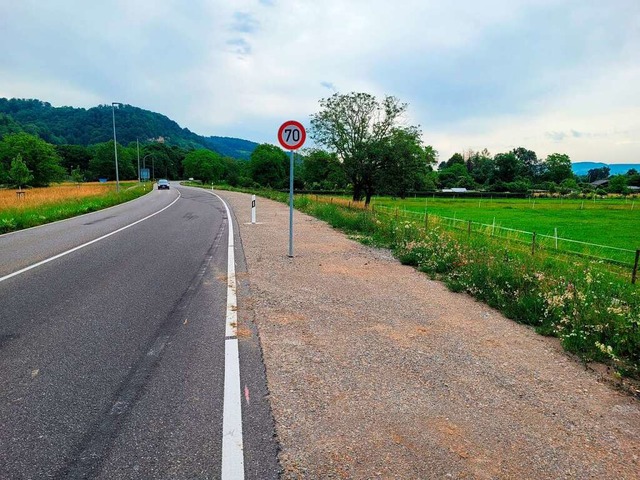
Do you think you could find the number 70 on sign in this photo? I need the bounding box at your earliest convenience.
[277,120,306,150]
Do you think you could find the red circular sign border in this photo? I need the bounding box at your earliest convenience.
[277,120,306,150]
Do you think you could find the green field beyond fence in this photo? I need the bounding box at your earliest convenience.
[370,196,640,273]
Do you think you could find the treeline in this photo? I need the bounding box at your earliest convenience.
[1,94,638,195]
[435,148,640,194]
[2,128,639,196]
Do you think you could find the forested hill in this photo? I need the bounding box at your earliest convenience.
[0,98,259,160]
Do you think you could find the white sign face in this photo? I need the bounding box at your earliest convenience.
[277,120,306,150]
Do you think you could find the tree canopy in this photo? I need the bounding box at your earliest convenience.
[543,153,573,184]
[310,92,428,204]
[248,144,288,188]
[301,149,347,190]
[182,149,224,184]
[0,132,65,186]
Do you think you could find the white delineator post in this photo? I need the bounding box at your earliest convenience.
[251,195,256,224]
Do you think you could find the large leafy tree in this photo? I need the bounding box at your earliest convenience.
[0,132,65,186]
[248,144,288,188]
[544,153,573,184]
[182,149,224,183]
[494,152,521,183]
[512,147,540,179]
[375,127,429,198]
[310,92,417,204]
[466,149,495,185]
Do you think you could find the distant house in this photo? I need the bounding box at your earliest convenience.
[442,187,468,193]
[590,178,640,192]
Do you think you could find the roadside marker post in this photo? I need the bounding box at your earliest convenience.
[251,195,256,224]
[277,120,306,258]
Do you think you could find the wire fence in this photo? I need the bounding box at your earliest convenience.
[308,195,640,283]
[376,203,636,258]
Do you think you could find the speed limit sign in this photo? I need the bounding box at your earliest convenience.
[277,120,306,150]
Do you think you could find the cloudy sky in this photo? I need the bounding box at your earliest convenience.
[1,0,638,163]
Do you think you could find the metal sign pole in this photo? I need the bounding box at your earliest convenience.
[277,120,305,259]
[289,150,294,257]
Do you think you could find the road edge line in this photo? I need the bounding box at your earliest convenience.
[210,191,245,480]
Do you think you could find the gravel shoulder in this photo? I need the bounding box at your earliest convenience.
[222,191,640,480]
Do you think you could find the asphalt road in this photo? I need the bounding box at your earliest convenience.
[0,183,278,479]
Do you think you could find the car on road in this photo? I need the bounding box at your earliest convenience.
[157,179,170,190]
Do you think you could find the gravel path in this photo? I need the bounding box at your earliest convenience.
[222,191,640,480]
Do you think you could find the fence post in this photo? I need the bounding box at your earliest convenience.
[632,250,640,284]
[424,212,429,230]
[532,232,536,256]
[468,220,472,237]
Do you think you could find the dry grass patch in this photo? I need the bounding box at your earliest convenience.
[0,181,148,233]
[0,183,114,210]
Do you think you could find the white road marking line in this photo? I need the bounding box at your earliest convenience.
[0,192,181,284]
[210,191,245,480]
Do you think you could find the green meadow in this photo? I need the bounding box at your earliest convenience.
[371,196,640,253]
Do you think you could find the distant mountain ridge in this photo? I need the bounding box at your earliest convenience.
[571,162,639,176]
[0,98,259,160]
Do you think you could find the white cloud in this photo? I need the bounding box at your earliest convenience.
[0,0,638,163]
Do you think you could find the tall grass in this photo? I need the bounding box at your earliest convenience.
[0,182,151,234]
